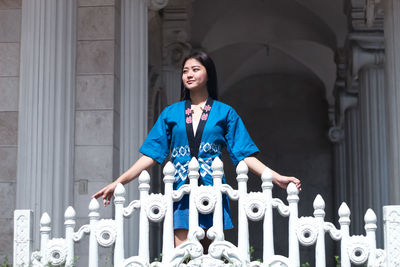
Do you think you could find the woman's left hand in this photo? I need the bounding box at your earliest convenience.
[274,174,301,191]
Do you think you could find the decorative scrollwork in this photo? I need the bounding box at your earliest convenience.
[244,192,266,221]
[145,193,167,222]
[31,251,41,266]
[324,222,342,240]
[194,185,217,214]
[172,184,190,201]
[375,249,386,266]
[73,224,90,242]
[170,241,204,266]
[208,240,244,266]
[296,217,319,246]
[46,238,67,266]
[123,200,141,217]
[123,256,147,267]
[185,255,226,266]
[271,198,290,217]
[347,235,369,265]
[95,219,117,247]
[221,184,239,200]
[264,255,294,267]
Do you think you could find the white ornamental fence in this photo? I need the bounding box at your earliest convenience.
[13,157,400,266]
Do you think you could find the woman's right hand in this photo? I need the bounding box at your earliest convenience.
[92,181,118,207]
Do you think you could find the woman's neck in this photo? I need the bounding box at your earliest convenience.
[190,88,209,105]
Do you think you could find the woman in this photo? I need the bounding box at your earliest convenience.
[93,51,301,249]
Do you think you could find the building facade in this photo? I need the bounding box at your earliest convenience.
[0,0,399,265]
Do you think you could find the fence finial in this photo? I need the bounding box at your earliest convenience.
[365,209,377,225]
[189,157,200,171]
[236,160,248,175]
[40,212,51,227]
[64,207,76,221]
[139,170,151,184]
[313,195,325,210]
[287,183,298,196]
[89,198,100,212]
[115,183,126,197]
[211,156,223,171]
[163,161,176,177]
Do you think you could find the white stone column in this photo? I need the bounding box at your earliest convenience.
[120,0,148,255]
[344,107,364,233]
[384,0,400,204]
[358,65,389,244]
[16,0,76,245]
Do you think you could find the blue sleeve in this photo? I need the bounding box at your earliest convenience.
[139,108,170,164]
[224,107,259,166]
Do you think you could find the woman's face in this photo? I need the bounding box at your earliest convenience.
[182,58,208,93]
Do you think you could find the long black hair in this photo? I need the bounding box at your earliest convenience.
[180,51,218,100]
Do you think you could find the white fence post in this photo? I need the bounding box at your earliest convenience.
[236,161,250,262]
[365,209,377,267]
[188,157,201,241]
[262,168,274,259]
[138,171,151,263]
[39,213,51,265]
[210,157,224,241]
[162,162,176,263]
[339,203,351,267]
[114,183,126,266]
[88,198,100,267]
[64,207,76,267]
[287,183,300,266]
[14,210,33,267]
[314,195,326,267]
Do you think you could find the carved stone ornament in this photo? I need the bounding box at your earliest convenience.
[328,126,345,143]
[296,216,319,246]
[164,42,191,67]
[220,184,239,200]
[46,238,67,266]
[244,192,267,221]
[148,0,168,11]
[95,219,117,247]
[194,185,217,214]
[347,235,370,265]
[145,193,167,222]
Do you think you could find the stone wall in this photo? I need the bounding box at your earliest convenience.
[0,0,21,261]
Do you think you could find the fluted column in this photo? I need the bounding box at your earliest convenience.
[358,65,388,245]
[344,107,363,233]
[120,0,168,255]
[120,0,148,255]
[384,0,400,204]
[16,0,76,245]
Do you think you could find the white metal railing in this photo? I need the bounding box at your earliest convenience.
[13,157,400,266]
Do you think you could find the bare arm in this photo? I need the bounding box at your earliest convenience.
[243,156,301,190]
[92,155,157,205]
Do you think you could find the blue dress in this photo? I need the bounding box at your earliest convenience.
[139,99,259,229]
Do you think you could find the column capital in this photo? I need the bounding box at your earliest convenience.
[350,44,384,77]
